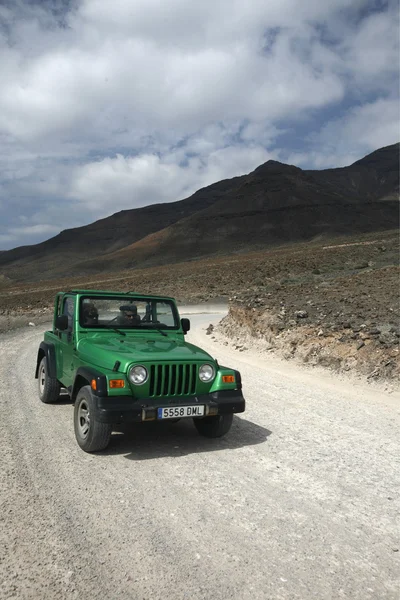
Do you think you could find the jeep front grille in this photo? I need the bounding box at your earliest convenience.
[149,364,198,397]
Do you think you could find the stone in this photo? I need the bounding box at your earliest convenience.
[295,310,308,319]
[379,333,394,345]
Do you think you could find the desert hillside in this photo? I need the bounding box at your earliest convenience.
[0,143,398,281]
[0,229,398,382]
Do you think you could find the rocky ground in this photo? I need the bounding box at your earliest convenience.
[0,229,398,382]
[218,264,399,382]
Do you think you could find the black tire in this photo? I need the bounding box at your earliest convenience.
[74,386,112,452]
[193,413,233,438]
[38,356,61,404]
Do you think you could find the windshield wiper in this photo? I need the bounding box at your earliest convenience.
[156,328,168,337]
[103,317,126,336]
[105,326,126,336]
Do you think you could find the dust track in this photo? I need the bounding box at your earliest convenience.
[1,314,399,600]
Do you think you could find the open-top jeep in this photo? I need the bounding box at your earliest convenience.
[35,290,245,452]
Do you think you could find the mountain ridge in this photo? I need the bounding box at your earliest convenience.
[0,142,398,281]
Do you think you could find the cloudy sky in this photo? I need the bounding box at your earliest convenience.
[0,0,399,250]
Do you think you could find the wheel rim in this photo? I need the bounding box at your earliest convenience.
[77,400,90,438]
[39,363,46,394]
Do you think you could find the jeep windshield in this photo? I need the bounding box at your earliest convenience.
[79,296,180,330]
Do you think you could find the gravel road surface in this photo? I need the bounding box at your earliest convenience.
[1,311,399,600]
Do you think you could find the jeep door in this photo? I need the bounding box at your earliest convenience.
[58,296,76,388]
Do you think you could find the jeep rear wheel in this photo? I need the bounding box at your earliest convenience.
[38,357,61,404]
[193,413,233,438]
[74,386,112,452]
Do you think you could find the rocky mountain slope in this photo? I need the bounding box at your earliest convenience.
[0,177,240,280]
[0,143,398,282]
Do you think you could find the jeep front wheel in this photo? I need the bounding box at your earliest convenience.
[74,386,112,452]
[193,413,233,438]
[38,356,61,404]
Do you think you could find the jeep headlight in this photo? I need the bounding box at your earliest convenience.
[199,363,215,382]
[128,365,148,385]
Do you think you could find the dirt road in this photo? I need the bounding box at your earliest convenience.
[1,313,399,600]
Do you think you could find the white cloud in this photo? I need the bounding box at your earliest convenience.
[0,0,398,249]
[78,0,359,41]
[340,7,399,86]
[0,0,366,143]
[0,233,16,245]
[9,224,61,237]
[70,143,272,214]
[296,97,400,167]
[0,223,61,247]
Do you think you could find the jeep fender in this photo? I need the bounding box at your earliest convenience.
[219,366,242,391]
[35,342,57,379]
[71,367,108,401]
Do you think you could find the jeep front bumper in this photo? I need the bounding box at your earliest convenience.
[92,389,245,424]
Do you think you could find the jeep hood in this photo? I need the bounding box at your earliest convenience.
[77,335,215,372]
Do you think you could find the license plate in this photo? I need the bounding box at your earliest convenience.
[158,405,205,419]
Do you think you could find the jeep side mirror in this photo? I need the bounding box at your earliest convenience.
[181,318,190,334]
[55,314,69,331]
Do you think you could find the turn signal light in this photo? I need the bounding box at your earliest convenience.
[91,379,97,390]
[222,375,235,383]
[109,379,125,388]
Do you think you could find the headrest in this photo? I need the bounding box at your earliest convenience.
[120,304,137,314]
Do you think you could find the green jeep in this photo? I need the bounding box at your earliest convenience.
[35,290,245,452]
